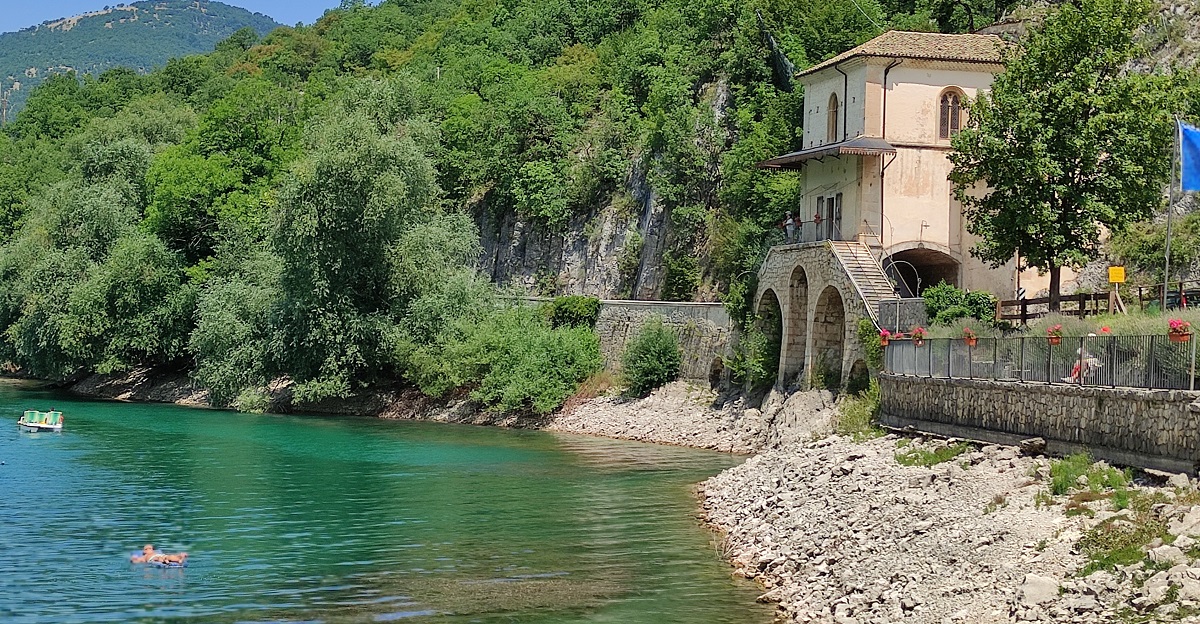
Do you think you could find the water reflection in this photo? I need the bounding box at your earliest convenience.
[0,388,769,623]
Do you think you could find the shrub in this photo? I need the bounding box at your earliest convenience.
[661,251,700,302]
[547,295,601,329]
[725,319,777,390]
[857,318,883,370]
[836,379,883,440]
[406,306,602,414]
[621,316,682,396]
[923,281,996,326]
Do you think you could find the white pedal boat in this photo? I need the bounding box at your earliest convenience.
[18,410,63,432]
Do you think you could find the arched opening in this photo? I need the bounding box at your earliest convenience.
[811,286,846,390]
[754,288,783,387]
[709,357,724,390]
[827,93,840,143]
[847,359,870,395]
[885,248,961,295]
[783,266,809,384]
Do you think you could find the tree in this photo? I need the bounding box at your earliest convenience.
[949,0,1177,310]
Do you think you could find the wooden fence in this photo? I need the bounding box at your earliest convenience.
[996,292,1113,325]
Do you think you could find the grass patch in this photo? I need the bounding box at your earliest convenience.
[1076,490,1171,577]
[895,442,970,467]
[1050,452,1130,496]
[836,380,884,441]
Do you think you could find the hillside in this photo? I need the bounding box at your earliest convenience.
[0,1,280,118]
[0,0,1189,412]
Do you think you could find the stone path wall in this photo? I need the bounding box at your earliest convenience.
[595,300,732,380]
[880,374,1200,473]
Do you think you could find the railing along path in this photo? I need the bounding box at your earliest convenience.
[884,334,1200,391]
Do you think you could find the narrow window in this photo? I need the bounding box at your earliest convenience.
[834,193,843,239]
[827,93,839,143]
[939,91,962,139]
[817,196,826,240]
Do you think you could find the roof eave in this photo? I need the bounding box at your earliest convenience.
[796,54,1005,79]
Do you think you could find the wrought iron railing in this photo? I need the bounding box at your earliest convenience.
[883,335,1200,391]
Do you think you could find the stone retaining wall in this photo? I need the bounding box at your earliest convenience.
[595,300,732,381]
[877,298,927,334]
[879,374,1200,473]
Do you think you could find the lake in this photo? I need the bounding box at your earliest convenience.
[0,382,772,623]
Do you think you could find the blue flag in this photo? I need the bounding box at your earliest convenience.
[1182,122,1200,192]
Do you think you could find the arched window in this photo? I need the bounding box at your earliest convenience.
[939,90,963,139]
[827,93,839,143]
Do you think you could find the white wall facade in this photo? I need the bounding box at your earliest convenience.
[794,57,1050,299]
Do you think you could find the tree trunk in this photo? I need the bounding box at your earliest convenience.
[1048,263,1061,312]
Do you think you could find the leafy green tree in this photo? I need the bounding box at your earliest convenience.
[269,80,442,401]
[60,233,195,373]
[949,0,1178,311]
[144,148,243,262]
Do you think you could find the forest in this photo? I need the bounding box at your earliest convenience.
[0,1,280,115]
[0,0,1019,412]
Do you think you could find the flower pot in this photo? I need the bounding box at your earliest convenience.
[880,338,889,347]
[1170,332,1192,344]
[914,339,925,347]
[1047,336,1062,346]
[964,337,977,348]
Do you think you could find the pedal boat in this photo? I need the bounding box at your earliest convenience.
[18,410,63,432]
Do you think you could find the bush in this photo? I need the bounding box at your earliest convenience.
[856,318,883,370]
[923,281,996,326]
[836,379,883,440]
[547,295,601,329]
[725,319,777,390]
[406,306,602,414]
[621,316,682,396]
[661,251,701,302]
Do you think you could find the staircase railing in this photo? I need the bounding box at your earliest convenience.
[828,241,894,324]
[859,219,917,299]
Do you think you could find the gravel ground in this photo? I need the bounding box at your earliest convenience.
[701,433,1200,624]
[545,380,838,453]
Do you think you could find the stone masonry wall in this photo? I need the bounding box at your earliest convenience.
[755,242,874,388]
[595,300,732,381]
[877,298,928,334]
[880,374,1200,473]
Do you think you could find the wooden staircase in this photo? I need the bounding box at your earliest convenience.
[828,241,899,324]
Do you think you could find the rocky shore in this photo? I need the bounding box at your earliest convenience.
[702,434,1200,624]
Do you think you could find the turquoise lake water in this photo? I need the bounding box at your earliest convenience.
[0,382,772,623]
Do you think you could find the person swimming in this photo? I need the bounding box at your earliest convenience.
[130,544,187,565]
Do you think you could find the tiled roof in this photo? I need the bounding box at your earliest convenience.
[798,30,1007,78]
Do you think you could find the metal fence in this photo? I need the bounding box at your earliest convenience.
[883,335,1200,391]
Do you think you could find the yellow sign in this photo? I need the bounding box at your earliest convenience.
[1108,266,1126,284]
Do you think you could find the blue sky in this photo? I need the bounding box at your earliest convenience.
[0,1,343,35]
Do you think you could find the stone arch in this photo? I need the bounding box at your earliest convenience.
[811,285,846,389]
[708,357,724,390]
[754,288,783,386]
[847,359,870,395]
[885,247,961,295]
[782,265,809,384]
